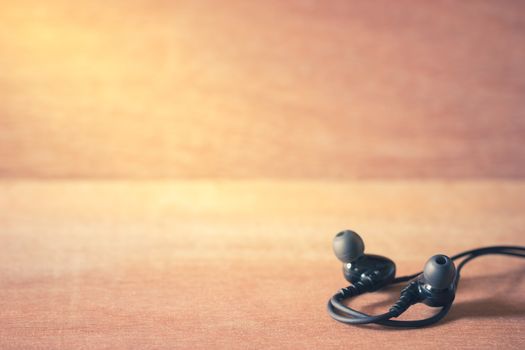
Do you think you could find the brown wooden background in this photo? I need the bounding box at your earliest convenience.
[1,1,525,349]
[1,0,524,179]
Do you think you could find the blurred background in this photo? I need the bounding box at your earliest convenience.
[1,0,524,179]
[1,1,525,348]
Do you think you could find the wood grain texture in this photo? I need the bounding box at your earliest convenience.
[1,0,525,178]
[1,180,524,349]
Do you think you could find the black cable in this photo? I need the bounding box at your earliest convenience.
[456,251,525,273]
[452,246,525,261]
[328,286,451,327]
[326,301,396,324]
[328,245,525,328]
[329,297,451,328]
[392,246,525,284]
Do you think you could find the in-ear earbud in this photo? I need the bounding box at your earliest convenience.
[423,254,456,290]
[417,254,457,307]
[390,254,457,316]
[332,230,365,263]
[332,230,395,291]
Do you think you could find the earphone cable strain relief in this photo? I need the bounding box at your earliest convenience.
[336,281,369,300]
[389,281,420,317]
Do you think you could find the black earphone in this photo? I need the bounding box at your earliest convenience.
[327,230,525,328]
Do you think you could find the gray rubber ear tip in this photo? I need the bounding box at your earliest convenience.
[423,254,456,289]
[332,230,365,263]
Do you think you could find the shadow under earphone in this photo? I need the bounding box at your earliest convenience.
[352,266,525,328]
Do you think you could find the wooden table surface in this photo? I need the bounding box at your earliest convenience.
[1,180,524,349]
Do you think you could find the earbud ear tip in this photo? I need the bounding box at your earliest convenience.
[332,230,365,263]
[423,254,456,289]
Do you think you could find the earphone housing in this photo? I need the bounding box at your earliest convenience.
[342,254,396,291]
[416,278,456,307]
[332,230,396,291]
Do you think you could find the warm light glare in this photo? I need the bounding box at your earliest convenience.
[1,1,524,178]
